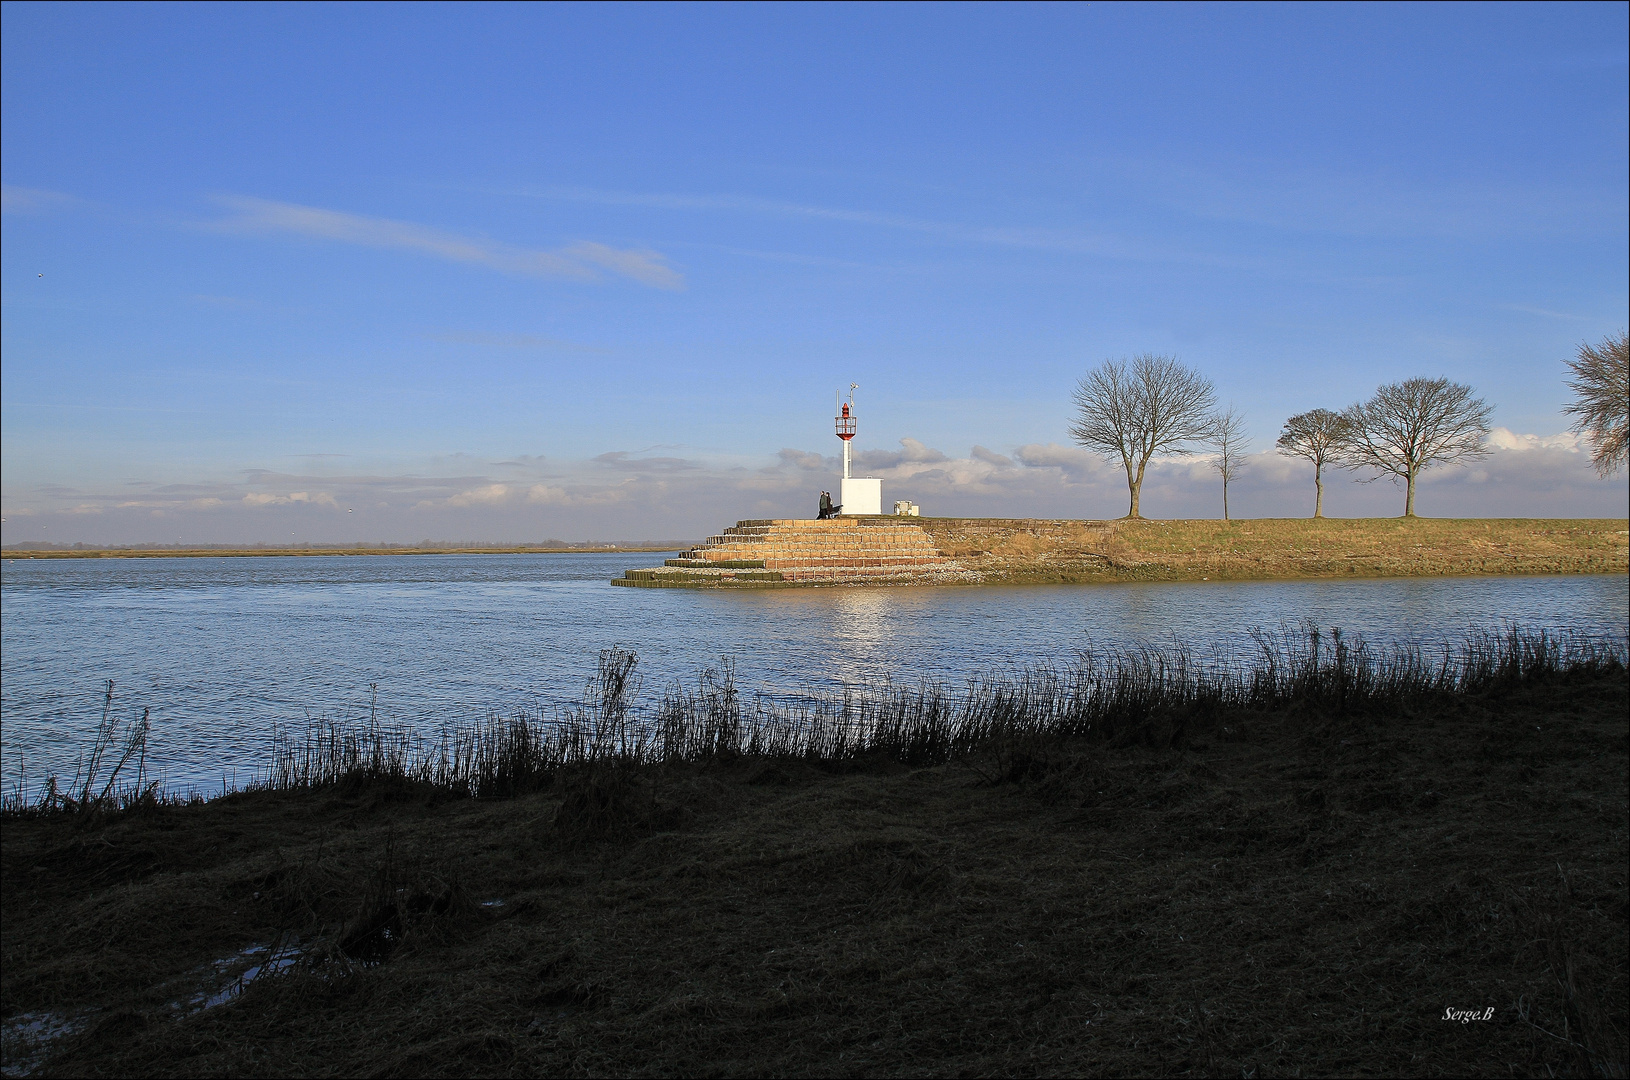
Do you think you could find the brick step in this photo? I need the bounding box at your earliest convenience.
[687,537,945,550]
[691,537,945,550]
[701,536,935,545]
[664,558,767,568]
[613,564,977,588]
[726,518,907,530]
[775,568,966,582]
[699,533,941,545]
[621,567,784,582]
[687,553,945,560]
[614,516,971,588]
[695,567,914,580]
[718,519,927,531]
[685,553,943,565]
[612,577,796,589]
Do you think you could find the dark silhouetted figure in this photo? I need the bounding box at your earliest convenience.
[818,491,841,519]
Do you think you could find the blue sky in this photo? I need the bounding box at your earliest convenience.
[3,1,1626,544]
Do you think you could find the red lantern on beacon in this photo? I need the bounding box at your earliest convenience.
[833,384,882,515]
[835,385,858,479]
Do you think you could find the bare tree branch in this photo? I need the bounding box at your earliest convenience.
[1341,378,1492,518]
[1069,354,1216,518]
[1563,330,1628,477]
[1208,405,1247,521]
[1276,408,1350,519]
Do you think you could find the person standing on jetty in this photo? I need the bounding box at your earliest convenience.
[818,491,840,519]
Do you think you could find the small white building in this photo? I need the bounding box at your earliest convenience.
[840,477,882,516]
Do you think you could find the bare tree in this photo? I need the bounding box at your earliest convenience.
[1563,330,1628,476]
[1276,408,1350,518]
[1208,406,1247,521]
[1341,378,1492,517]
[1069,354,1217,519]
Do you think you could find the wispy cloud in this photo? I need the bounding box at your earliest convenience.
[591,450,702,474]
[525,185,1122,256]
[424,331,610,354]
[206,197,684,289]
[1146,158,1628,242]
[1503,304,1589,321]
[0,185,78,215]
[521,183,1265,269]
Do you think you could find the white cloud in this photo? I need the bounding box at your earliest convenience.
[777,448,827,471]
[1485,427,1580,453]
[526,485,569,505]
[0,185,77,214]
[242,491,337,507]
[447,484,511,507]
[1013,442,1109,481]
[208,197,684,290]
[898,438,948,464]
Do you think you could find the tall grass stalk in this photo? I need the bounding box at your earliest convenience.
[4,681,162,817]
[254,624,1626,799]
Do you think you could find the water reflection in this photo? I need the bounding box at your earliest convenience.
[3,553,1625,791]
[825,589,900,687]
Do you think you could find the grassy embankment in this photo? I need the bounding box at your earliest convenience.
[917,517,1630,584]
[1,546,679,560]
[3,631,1626,1077]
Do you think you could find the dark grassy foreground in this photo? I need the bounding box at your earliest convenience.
[3,631,1626,1078]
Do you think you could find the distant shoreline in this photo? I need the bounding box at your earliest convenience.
[8,517,1629,579]
[1,545,686,560]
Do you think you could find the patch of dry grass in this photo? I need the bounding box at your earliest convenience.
[916,517,1629,583]
[0,546,678,560]
[3,640,1625,1077]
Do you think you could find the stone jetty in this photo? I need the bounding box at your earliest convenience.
[610,517,1629,588]
[611,518,976,587]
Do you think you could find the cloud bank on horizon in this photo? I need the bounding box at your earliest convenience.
[4,427,1621,546]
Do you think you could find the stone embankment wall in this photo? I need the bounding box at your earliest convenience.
[613,517,1629,588]
[611,518,977,587]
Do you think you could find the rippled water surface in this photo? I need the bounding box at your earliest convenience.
[3,553,1626,791]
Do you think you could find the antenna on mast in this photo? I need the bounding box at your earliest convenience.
[835,384,858,479]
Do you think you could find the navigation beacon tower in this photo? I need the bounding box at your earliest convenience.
[834,384,882,515]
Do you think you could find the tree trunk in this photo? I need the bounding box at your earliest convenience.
[1125,461,1141,518]
[1222,478,1229,521]
[1313,464,1324,518]
[1404,470,1417,517]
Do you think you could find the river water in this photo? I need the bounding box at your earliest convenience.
[2,553,1625,793]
